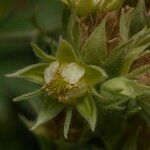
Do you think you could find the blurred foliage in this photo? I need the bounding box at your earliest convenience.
[0,0,64,149]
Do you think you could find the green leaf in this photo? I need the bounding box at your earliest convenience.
[64,106,72,139]
[120,9,133,42]
[128,27,147,49]
[72,21,81,55]
[67,8,81,54]
[32,97,65,130]
[106,0,125,11]
[13,89,43,102]
[31,43,55,62]
[99,0,112,11]
[129,0,146,37]
[81,19,107,66]
[127,64,150,78]
[56,38,78,63]
[67,9,76,47]
[84,65,107,85]
[6,63,48,84]
[120,45,149,75]
[137,30,150,47]
[76,94,97,131]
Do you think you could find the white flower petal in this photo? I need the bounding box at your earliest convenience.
[44,61,59,84]
[61,63,85,84]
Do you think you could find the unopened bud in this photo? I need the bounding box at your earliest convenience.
[100,77,136,100]
[62,0,101,17]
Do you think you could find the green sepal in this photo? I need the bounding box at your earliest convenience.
[84,65,107,85]
[76,93,97,131]
[64,106,72,139]
[32,97,65,130]
[6,63,49,84]
[120,45,150,75]
[31,43,56,62]
[56,38,78,63]
[90,87,104,100]
[13,89,43,102]
[81,19,107,66]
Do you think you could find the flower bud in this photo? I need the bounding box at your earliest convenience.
[62,0,101,17]
[100,77,136,100]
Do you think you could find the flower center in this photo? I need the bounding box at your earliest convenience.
[44,69,86,103]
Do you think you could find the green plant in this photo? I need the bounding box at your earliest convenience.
[6,0,150,149]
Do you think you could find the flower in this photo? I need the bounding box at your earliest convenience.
[39,38,107,103]
[43,61,87,103]
[7,37,107,138]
